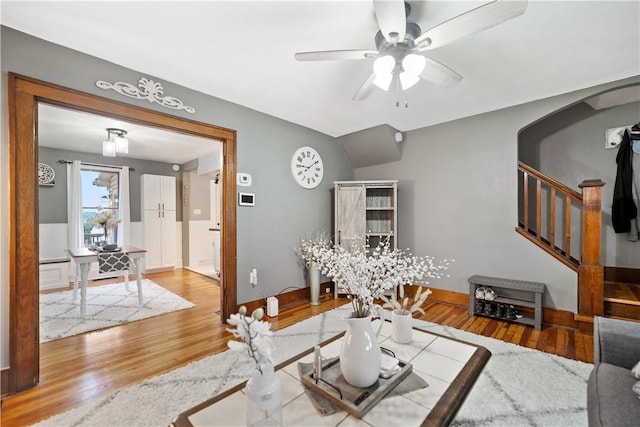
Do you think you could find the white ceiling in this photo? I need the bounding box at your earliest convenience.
[37,104,220,164]
[2,1,640,139]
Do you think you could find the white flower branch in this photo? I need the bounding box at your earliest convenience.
[227,306,274,375]
[313,237,453,318]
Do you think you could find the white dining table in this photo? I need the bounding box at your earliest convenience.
[67,245,147,316]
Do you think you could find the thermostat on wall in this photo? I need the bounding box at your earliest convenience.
[237,173,252,186]
[238,192,255,206]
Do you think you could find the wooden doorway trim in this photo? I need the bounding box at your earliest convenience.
[7,73,237,394]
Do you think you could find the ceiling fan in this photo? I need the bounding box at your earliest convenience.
[295,0,528,101]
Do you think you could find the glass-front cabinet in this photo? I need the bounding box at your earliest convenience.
[333,180,398,297]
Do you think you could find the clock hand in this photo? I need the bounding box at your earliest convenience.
[303,160,319,172]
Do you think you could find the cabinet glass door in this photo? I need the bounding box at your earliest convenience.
[335,185,366,252]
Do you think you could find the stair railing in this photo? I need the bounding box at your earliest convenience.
[516,162,605,317]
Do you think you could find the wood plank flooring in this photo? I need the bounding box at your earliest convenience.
[1,269,594,427]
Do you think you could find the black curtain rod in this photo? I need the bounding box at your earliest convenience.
[57,159,135,172]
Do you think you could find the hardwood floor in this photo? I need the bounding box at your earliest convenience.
[1,269,594,426]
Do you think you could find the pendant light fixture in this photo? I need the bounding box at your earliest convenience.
[103,128,128,157]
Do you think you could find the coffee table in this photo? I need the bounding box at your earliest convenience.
[171,320,490,427]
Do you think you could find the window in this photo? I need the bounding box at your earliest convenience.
[81,166,120,246]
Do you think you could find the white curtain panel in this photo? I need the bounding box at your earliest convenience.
[117,166,131,246]
[66,160,84,249]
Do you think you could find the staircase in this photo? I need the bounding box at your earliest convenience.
[516,162,640,324]
[604,267,640,321]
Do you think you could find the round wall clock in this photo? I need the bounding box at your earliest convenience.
[38,162,55,185]
[291,146,324,189]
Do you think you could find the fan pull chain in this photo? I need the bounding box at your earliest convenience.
[395,73,401,107]
[393,72,409,108]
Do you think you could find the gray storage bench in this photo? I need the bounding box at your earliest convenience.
[468,275,545,330]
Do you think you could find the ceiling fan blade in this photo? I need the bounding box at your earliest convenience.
[373,0,406,43]
[419,57,463,87]
[353,74,377,101]
[415,0,528,51]
[295,50,377,61]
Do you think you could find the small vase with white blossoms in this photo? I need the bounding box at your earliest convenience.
[313,237,452,387]
[227,306,282,427]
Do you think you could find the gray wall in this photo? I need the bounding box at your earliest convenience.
[38,146,182,223]
[354,76,640,313]
[1,26,354,367]
[519,99,640,268]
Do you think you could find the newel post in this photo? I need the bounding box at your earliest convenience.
[578,179,605,317]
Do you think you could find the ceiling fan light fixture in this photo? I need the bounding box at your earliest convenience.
[399,71,420,90]
[295,0,527,101]
[373,55,395,77]
[402,54,426,76]
[372,55,395,91]
[373,74,393,91]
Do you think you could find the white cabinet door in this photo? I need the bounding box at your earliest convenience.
[160,175,177,211]
[335,185,366,252]
[141,174,177,272]
[141,174,162,211]
[161,209,177,268]
[142,174,176,211]
[143,210,163,270]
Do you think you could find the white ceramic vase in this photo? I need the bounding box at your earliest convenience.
[245,366,283,427]
[340,305,384,388]
[308,263,320,306]
[391,309,413,344]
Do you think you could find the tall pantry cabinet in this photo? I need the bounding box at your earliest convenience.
[141,174,177,272]
[333,180,398,297]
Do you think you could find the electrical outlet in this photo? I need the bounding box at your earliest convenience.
[250,268,257,286]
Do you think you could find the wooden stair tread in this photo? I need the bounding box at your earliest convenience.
[604,280,640,304]
[603,297,640,306]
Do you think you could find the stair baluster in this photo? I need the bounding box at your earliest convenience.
[516,162,605,318]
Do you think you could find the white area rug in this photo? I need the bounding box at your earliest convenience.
[35,306,592,426]
[40,279,195,343]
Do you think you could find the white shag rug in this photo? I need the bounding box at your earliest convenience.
[40,279,195,343]
[34,306,592,426]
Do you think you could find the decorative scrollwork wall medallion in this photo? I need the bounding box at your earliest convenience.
[38,163,55,185]
[96,77,195,113]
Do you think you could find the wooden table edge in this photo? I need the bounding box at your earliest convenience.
[420,344,491,427]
